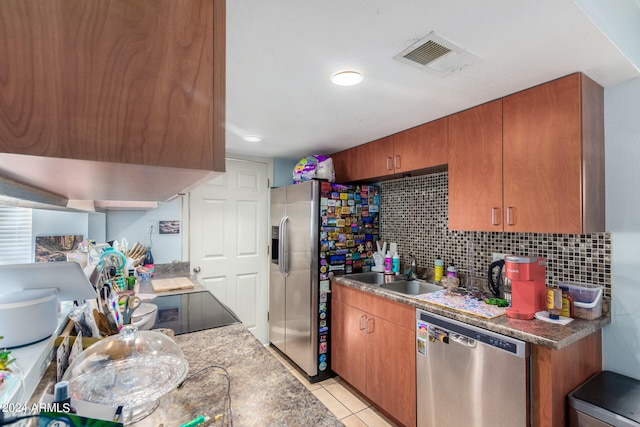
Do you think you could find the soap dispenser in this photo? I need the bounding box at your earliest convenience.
[392,251,400,274]
[384,251,393,272]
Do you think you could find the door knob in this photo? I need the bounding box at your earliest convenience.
[193,266,201,273]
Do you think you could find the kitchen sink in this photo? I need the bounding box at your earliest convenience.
[345,272,443,296]
[346,272,388,285]
[379,280,443,295]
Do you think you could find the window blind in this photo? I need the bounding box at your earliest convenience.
[0,206,33,265]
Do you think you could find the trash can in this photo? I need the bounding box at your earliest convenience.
[568,371,640,426]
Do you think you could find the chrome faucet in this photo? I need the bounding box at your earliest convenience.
[408,253,417,279]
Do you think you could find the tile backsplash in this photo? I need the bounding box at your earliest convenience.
[380,172,612,297]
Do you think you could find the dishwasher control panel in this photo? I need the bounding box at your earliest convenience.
[486,336,518,354]
[417,309,527,357]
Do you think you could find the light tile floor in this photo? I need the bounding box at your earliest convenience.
[267,346,399,427]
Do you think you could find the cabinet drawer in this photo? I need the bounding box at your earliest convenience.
[332,283,368,306]
[365,294,415,331]
[332,283,414,330]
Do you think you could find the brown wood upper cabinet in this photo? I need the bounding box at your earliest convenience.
[449,99,504,231]
[0,0,225,190]
[333,117,448,183]
[449,73,605,233]
[332,136,394,182]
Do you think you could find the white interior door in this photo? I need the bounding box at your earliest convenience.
[189,158,270,343]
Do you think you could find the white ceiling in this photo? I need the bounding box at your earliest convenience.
[225,0,640,160]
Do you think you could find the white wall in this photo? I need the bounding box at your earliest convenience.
[603,76,640,380]
[88,212,106,243]
[273,157,298,187]
[575,0,640,71]
[32,209,90,259]
[30,197,183,265]
[32,210,89,238]
[105,198,183,264]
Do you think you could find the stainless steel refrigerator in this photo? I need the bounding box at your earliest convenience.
[270,179,380,382]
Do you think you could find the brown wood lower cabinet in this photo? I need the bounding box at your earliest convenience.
[332,299,367,393]
[532,331,602,427]
[333,283,602,427]
[332,283,416,427]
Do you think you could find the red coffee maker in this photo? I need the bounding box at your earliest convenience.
[505,255,547,319]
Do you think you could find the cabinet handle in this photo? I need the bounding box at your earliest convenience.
[507,207,515,226]
[386,157,393,170]
[491,208,500,226]
[394,155,401,170]
[365,318,375,334]
[358,315,366,331]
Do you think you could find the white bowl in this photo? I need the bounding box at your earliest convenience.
[131,303,158,330]
[136,293,157,302]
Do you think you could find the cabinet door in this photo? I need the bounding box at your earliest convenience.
[356,137,394,180]
[331,299,367,392]
[448,100,503,231]
[503,74,582,233]
[0,0,223,172]
[366,315,417,427]
[392,117,448,173]
[331,149,356,183]
[333,138,394,182]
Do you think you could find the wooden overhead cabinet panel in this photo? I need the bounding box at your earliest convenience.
[449,73,604,233]
[333,137,394,183]
[391,117,448,174]
[502,73,604,233]
[448,100,503,231]
[0,0,225,202]
[332,117,447,183]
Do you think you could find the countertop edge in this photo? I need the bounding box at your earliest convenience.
[332,276,610,350]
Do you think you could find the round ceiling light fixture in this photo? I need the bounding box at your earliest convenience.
[330,70,363,86]
[243,135,263,143]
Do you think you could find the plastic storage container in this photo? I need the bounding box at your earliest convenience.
[561,283,604,320]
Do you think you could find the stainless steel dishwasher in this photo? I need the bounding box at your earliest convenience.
[416,309,530,426]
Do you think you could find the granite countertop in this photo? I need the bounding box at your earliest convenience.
[333,275,611,350]
[29,324,342,427]
[28,264,338,426]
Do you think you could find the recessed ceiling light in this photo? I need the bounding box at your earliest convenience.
[243,135,263,143]
[331,70,363,86]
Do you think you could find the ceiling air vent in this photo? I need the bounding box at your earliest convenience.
[393,31,482,77]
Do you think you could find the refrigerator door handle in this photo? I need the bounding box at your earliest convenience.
[280,216,289,277]
[278,216,285,276]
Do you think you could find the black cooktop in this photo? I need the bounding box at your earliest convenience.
[152,290,241,335]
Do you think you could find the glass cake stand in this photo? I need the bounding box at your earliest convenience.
[62,325,189,423]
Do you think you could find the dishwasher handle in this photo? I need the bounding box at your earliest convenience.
[450,333,477,348]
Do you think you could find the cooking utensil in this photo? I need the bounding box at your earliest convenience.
[128,242,147,260]
[117,295,141,325]
[97,283,113,314]
[488,259,505,297]
[93,309,116,336]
